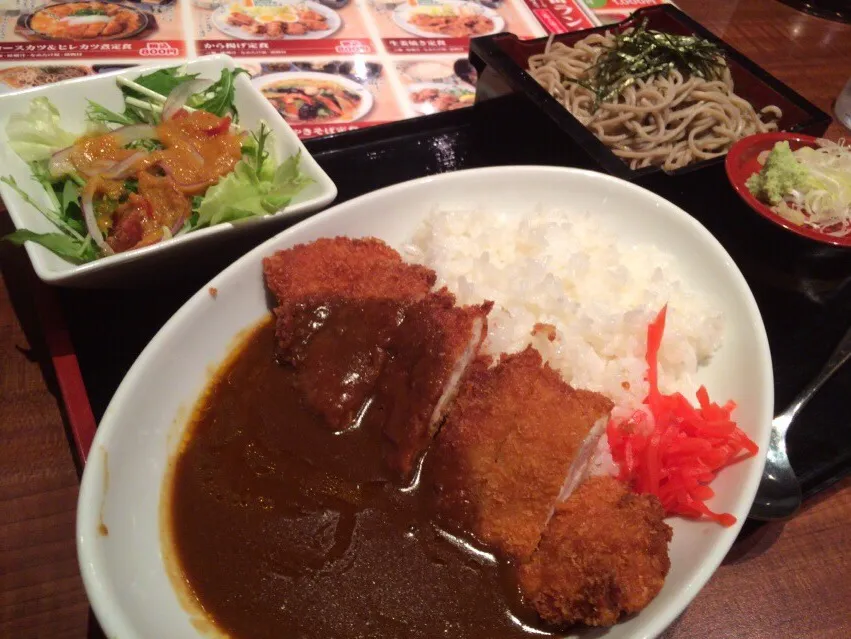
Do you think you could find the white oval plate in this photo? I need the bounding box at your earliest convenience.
[252,71,374,124]
[77,166,773,639]
[0,54,337,287]
[212,0,341,40]
[392,0,504,39]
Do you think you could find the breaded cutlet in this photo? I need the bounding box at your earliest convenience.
[263,237,435,357]
[378,289,491,481]
[419,354,506,527]
[517,476,672,627]
[263,237,435,304]
[423,346,613,562]
[284,297,406,430]
[264,239,491,468]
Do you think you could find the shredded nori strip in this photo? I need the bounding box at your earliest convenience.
[565,20,727,108]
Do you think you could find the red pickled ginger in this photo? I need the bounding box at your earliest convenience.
[607,305,759,527]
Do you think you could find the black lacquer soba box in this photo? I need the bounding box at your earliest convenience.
[468,4,832,183]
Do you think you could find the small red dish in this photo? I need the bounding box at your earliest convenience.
[725,132,851,248]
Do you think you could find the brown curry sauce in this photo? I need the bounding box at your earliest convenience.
[168,318,552,639]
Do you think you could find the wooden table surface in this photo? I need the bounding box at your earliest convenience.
[2,1,851,637]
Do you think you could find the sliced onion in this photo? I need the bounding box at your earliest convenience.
[81,188,114,256]
[49,146,75,178]
[100,151,147,180]
[187,145,204,165]
[158,162,209,194]
[169,212,190,235]
[162,79,213,121]
[80,160,115,178]
[110,124,158,146]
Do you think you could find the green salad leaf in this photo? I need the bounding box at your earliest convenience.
[60,179,80,213]
[2,169,92,261]
[59,179,86,235]
[195,155,310,226]
[125,138,164,152]
[6,97,78,161]
[1,175,84,239]
[4,229,97,263]
[125,67,200,100]
[240,120,274,180]
[85,67,247,126]
[188,68,248,119]
[86,99,137,126]
[29,160,61,209]
[195,124,311,227]
[118,67,202,124]
[26,161,85,233]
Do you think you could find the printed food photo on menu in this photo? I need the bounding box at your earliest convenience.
[0,61,137,92]
[368,0,538,54]
[242,58,404,138]
[0,63,92,91]
[192,0,374,57]
[592,10,631,25]
[396,57,477,115]
[580,0,668,25]
[1,0,186,60]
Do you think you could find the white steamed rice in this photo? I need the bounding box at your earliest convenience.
[405,208,724,411]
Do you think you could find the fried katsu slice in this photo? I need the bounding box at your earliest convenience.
[421,355,509,528]
[481,373,613,561]
[264,237,435,308]
[377,289,491,481]
[264,238,436,430]
[283,297,406,430]
[265,237,435,355]
[423,346,613,562]
[517,476,672,627]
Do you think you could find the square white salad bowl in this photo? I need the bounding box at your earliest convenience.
[0,54,337,287]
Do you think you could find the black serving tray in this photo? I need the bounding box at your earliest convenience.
[469,4,832,182]
[55,38,851,507]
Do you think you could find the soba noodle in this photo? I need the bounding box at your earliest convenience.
[528,32,783,171]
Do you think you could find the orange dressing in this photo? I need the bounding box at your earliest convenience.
[69,110,240,253]
[70,135,137,176]
[82,175,126,234]
[138,172,191,238]
[153,111,242,192]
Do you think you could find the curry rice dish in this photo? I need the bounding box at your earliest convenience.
[167,237,671,638]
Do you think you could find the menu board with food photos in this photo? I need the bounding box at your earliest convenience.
[0,0,666,139]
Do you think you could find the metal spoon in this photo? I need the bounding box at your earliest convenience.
[750,324,851,521]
